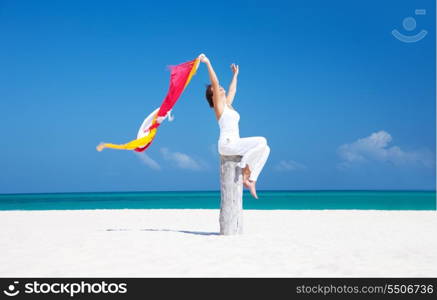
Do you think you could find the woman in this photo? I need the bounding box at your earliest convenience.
[199,54,270,199]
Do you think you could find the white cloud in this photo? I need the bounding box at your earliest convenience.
[134,152,161,170]
[160,147,205,171]
[274,160,307,171]
[337,130,435,169]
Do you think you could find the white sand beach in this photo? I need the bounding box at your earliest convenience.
[1,209,436,277]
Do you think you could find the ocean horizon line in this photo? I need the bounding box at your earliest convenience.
[1,190,435,211]
[0,189,435,196]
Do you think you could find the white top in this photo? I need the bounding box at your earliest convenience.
[218,101,240,142]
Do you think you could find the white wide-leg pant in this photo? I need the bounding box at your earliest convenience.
[218,136,270,181]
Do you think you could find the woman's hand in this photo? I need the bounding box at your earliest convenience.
[231,63,239,75]
[198,53,209,64]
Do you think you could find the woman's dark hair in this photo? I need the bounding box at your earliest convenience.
[205,84,214,108]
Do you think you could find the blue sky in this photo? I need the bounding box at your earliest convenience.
[0,0,435,193]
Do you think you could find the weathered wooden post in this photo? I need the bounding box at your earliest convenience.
[219,155,244,235]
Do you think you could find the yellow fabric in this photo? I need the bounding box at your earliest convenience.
[100,127,158,151]
[97,58,199,152]
[99,112,159,151]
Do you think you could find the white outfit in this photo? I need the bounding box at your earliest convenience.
[217,102,270,181]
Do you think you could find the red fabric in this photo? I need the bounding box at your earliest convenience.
[134,59,197,152]
[157,60,197,118]
[134,141,152,152]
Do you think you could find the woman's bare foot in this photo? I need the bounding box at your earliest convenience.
[247,180,258,199]
[242,166,251,188]
[243,173,250,188]
[243,178,250,188]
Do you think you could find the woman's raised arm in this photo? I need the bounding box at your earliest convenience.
[199,54,220,100]
[227,63,239,104]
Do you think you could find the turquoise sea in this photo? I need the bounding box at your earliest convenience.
[0,190,435,211]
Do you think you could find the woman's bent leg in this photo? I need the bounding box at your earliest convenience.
[248,145,270,181]
[219,136,269,180]
[235,137,267,171]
